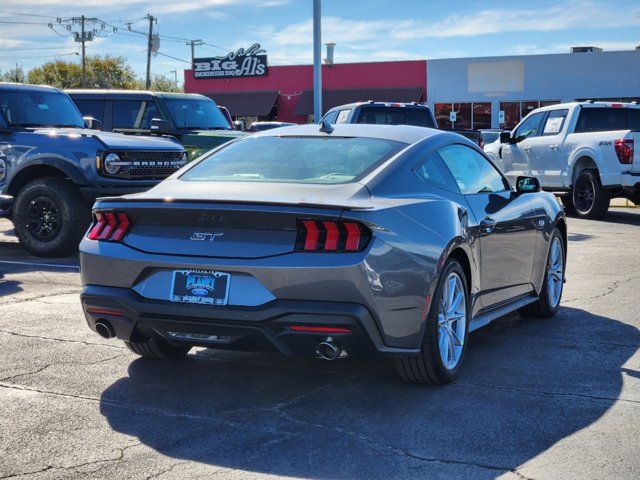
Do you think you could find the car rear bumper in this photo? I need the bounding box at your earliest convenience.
[81,285,419,358]
[621,172,640,193]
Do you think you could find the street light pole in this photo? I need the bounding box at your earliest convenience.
[313,0,322,123]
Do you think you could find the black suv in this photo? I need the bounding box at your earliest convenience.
[0,83,186,257]
[67,90,245,160]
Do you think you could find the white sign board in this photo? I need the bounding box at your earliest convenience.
[449,111,457,123]
[498,110,505,124]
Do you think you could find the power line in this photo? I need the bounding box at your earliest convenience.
[0,10,57,19]
[156,51,190,64]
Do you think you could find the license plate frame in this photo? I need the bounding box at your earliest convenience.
[170,269,231,306]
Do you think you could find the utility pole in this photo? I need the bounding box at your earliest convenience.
[312,0,322,122]
[49,17,107,87]
[170,69,178,84]
[145,14,155,89]
[80,15,86,86]
[188,39,203,63]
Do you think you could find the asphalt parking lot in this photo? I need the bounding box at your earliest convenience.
[0,210,639,480]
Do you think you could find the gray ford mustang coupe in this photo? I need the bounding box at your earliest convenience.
[80,124,566,384]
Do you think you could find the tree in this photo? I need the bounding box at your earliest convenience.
[27,55,137,89]
[1,65,27,83]
[133,74,182,92]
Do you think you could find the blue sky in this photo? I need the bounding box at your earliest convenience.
[0,0,638,82]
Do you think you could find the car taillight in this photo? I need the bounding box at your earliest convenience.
[296,219,371,252]
[614,139,634,164]
[87,211,131,242]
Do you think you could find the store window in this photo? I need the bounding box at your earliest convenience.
[472,103,491,129]
[434,103,453,129]
[452,103,472,129]
[500,102,521,130]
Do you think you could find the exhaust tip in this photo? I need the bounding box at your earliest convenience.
[95,321,115,339]
[316,338,343,361]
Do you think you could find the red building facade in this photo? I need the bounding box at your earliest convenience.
[184,60,427,123]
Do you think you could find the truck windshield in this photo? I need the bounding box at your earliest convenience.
[0,90,85,128]
[356,106,436,128]
[162,98,231,130]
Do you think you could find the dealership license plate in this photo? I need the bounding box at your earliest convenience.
[170,270,230,305]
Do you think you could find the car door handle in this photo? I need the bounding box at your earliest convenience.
[522,147,531,153]
[479,217,497,233]
[549,144,558,150]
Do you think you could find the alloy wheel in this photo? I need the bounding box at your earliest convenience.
[575,178,595,213]
[437,272,467,370]
[26,196,62,242]
[547,237,564,308]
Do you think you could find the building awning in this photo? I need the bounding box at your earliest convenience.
[206,91,279,117]
[294,87,424,116]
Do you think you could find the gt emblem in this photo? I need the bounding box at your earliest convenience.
[190,232,224,241]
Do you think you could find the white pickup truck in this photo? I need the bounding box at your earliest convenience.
[485,102,640,219]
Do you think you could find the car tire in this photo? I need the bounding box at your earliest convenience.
[571,169,610,219]
[125,338,192,359]
[519,228,565,318]
[395,259,470,385]
[13,178,89,257]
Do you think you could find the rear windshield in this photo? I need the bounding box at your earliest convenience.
[575,107,640,133]
[356,106,436,128]
[162,98,231,130]
[181,136,407,184]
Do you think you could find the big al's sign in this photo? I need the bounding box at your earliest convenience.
[193,43,268,79]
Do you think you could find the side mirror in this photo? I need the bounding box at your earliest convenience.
[150,118,174,134]
[83,116,101,130]
[516,176,541,193]
[499,131,512,144]
[233,120,244,131]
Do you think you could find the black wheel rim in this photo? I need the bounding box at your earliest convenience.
[575,178,594,213]
[25,196,62,242]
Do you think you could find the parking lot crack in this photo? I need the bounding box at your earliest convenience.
[456,381,640,405]
[0,329,126,349]
[276,407,535,479]
[0,289,80,305]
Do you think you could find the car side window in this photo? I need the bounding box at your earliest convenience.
[335,109,351,124]
[73,99,105,122]
[323,110,339,124]
[514,112,545,140]
[438,144,508,195]
[414,152,460,194]
[541,109,568,136]
[112,100,159,129]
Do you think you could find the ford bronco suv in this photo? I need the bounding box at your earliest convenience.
[0,83,186,257]
[67,90,245,160]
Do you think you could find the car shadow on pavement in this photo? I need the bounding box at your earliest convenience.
[99,307,638,479]
[599,209,640,226]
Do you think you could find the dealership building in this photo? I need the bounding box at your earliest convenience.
[185,46,640,129]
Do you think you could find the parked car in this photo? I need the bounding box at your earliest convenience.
[485,102,640,218]
[80,123,566,384]
[67,90,245,160]
[217,105,234,128]
[479,129,502,148]
[320,101,483,146]
[0,83,186,257]
[246,121,296,132]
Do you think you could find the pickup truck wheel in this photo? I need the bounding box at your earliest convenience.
[13,178,89,257]
[572,169,610,219]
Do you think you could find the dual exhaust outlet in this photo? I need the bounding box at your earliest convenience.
[95,320,346,361]
[316,337,346,361]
